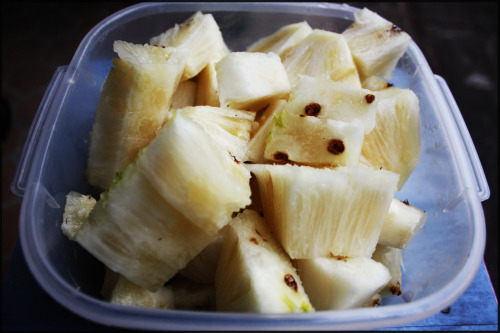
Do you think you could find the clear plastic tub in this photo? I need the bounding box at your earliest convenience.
[11,2,490,330]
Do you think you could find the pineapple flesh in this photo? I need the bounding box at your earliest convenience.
[150,11,230,81]
[246,164,399,259]
[72,110,252,291]
[194,62,220,107]
[372,244,404,296]
[342,8,412,80]
[215,209,314,313]
[61,191,96,239]
[86,41,186,190]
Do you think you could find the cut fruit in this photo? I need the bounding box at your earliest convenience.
[195,62,220,107]
[215,209,314,313]
[294,256,391,310]
[379,198,427,249]
[101,268,174,309]
[245,99,287,163]
[246,164,399,258]
[285,75,378,134]
[342,8,412,80]
[86,41,186,190]
[215,52,291,111]
[150,11,230,81]
[362,75,394,91]
[281,29,361,88]
[372,244,404,296]
[72,110,252,291]
[359,87,421,190]
[61,191,96,239]
[263,110,365,167]
[182,105,256,162]
[362,293,381,307]
[246,21,313,58]
[170,79,197,110]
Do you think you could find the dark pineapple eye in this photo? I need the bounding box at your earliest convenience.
[327,139,345,155]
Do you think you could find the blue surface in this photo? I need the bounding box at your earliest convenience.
[2,240,498,331]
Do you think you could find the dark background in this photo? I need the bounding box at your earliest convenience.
[2,2,497,299]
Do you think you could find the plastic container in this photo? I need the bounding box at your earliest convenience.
[11,2,490,330]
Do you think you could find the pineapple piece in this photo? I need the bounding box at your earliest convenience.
[182,105,256,162]
[282,29,361,88]
[246,21,313,58]
[87,41,186,190]
[61,191,96,239]
[372,244,404,296]
[362,293,382,307]
[101,268,174,309]
[359,87,421,190]
[170,79,197,110]
[215,209,314,313]
[215,52,291,111]
[263,110,365,167]
[70,110,252,291]
[362,75,394,91]
[342,8,412,80]
[150,11,230,81]
[284,75,378,134]
[195,62,220,107]
[379,198,427,249]
[247,164,399,259]
[294,257,391,310]
[245,99,287,163]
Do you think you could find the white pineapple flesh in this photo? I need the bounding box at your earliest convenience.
[246,21,313,58]
[281,29,361,88]
[246,164,399,259]
[86,41,186,190]
[215,209,314,313]
[362,75,394,91]
[263,110,365,167]
[150,11,230,81]
[61,191,96,239]
[284,75,378,134]
[342,8,412,80]
[195,62,220,107]
[72,110,252,291]
[170,79,197,110]
[372,244,404,296]
[294,257,391,310]
[215,52,291,111]
[379,198,427,249]
[359,87,421,190]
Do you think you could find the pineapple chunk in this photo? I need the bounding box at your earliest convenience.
[182,105,256,162]
[285,75,378,134]
[247,164,399,258]
[170,79,197,110]
[245,99,287,163]
[372,244,404,296]
[195,62,220,107]
[282,29,361,88]
[362,293,382,307]
[101,268,174,309]
[215,209,314,313]
[379,198,427,249]
[342,8,412,80]
[215,52,291,111]
[87,41,186,190]
[294,257,391,310]
[263,110,365,167]
[359,87,421,190]
[61,191,96,239]
[246,21,313,58]
[362,75,394,91]
[72,110,252,291]
[150,11,230,81]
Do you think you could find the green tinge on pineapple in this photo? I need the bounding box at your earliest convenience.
[285,75,378,134]
[215,209,314,313]
[372,244,404,296]
[246,21,313,58]
[61,191,96,239]
[378,198,427,249]
[86,41,186,190]
[215,52,291,111]
[263,109,365,167]
[294,257,391,310]
[359,87,421,190]
[150,11,230,81]
[247,164,399,259]
[282,29,361,88]
[74,110,252,291]
[342,8,412,80]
